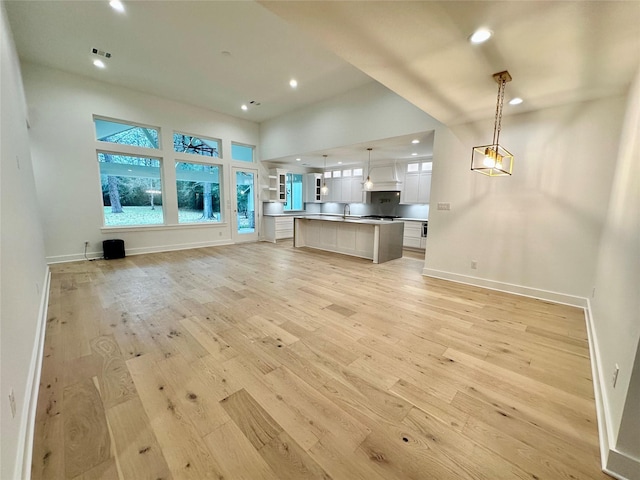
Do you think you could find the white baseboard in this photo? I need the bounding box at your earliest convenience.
[422,268,588,308]
[45,239,234,264]
[16,267,51,480]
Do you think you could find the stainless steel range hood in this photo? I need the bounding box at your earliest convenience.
[366,163,402,191]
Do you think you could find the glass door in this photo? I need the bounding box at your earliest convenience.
[232,167,258,242]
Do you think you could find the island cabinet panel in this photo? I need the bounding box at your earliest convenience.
[294,216,402,264]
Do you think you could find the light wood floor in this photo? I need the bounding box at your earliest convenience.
[32,240,609,480]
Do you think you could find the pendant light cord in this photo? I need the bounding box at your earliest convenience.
[492,76,506,146]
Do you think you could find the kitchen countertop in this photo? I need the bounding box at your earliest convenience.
[264,213,427,221]
[295,215,393,225]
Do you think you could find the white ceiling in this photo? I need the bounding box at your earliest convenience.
[4,0,373,123]
[261,1,640,126]
[6,0,639,168]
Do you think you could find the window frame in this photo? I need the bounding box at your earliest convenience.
[97,149,166,228]
[174,158,224,224]
[231,142,255,163]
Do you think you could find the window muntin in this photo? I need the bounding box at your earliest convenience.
[98,152,164,226]
[175,161,222,223]
[231,143,254,162]
[95,118,159,149]
[174,133,220,157]
[283,173,303,211]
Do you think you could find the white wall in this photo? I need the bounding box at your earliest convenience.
[21,62,261,262]
[260,81,443,160]
[591,68,640,475]
[1,4,49,478]
[424,95,626,302]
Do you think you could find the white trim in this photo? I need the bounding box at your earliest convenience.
[585,299,612,471]
[16,267,51,480]
[421,268,588,307]
[46,239,233,264]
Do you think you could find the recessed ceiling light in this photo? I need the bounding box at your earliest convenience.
[296,158,301,162]
[411,139,420,144]
[470,28,492,44]
[338,161,342,165]
[289,79,298,88]
[509,97,523,105]
[93,59,106,69]
[109,0,125,13]
[241,104,248,111]
[411,152,418,156]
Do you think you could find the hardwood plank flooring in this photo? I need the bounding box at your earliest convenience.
[33,241,610,479]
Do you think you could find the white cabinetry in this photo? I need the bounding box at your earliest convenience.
[263,216,294,242]
[324,174,363,203]
[401,162,432,204]
[305,173,323,203]
[267,169,287,202]
[402,220,427,250]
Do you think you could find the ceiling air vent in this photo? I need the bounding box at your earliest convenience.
[91,48,112,58]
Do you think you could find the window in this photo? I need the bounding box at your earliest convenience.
[332,170,342,178]
[407,163,420,172]
[422,162,433,172]
[175,161,222,223]
[353,167,363,176]
[283,173,303,211]
[231,143,254,162]
[174,133,220,157]
[343,169,352,177]
[98,152,164,226]
[95,118,159,149]
[324,171,331,178]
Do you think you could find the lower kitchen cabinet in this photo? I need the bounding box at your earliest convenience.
[263,216,294,242]
[402,220,427,250]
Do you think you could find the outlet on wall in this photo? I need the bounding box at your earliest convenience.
[9,389,16,418]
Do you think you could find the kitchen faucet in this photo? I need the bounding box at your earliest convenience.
[343,203,350,218]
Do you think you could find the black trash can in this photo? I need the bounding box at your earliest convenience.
[103,239,125,260]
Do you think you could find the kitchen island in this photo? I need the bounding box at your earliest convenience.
[294,216,404,264]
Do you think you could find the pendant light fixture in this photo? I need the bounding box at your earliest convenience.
[364,148,374,190]
[471,71,514,176]
[320,155,329,195]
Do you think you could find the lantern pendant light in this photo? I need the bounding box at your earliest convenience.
[471,71,514,176]
[320,155,329,195]
[364,148,374,190]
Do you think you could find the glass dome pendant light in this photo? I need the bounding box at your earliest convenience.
[320,155,329,195]
[364,148,374,190]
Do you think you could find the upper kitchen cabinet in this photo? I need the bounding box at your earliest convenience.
[267,168,287,202]
[401,161,432,204]
[321,167,364,203]
[305,173,323,203]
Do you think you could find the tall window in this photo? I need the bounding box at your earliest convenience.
[283,173,303,211]
[175,161,222,223]
[95,117,164,227]
[231,142,254,162]
[98,153,164,227]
